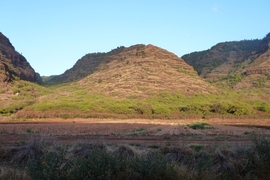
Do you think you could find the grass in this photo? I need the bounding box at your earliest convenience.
[148,145,161,149]
[26,129,34,134]
[129,143,141,147]
[189,144,204,152]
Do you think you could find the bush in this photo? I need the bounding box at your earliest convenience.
[27,147,72,180]
[226,102,253,115]
[188,122,210,130]
[72,149,127,179]
[255,102,270,113]
[210,103,229,114]
[152,106,171,114]
[130,103,153,115]
[210,102,253,115]
[27,146,176,180]
[179,104,210,115]
[108,103,135,114]
[3,136,270,180]
[242,135,270,178]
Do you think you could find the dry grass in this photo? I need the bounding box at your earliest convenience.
[76,44,217,98]
[0,166,30,180]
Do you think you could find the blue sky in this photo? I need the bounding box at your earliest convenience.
[1,0,269,76]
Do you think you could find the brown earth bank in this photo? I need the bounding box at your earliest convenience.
[0,118,269,146]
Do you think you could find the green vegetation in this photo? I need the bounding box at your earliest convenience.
[187,122,210,130]
[4,81,268,119]
[0,80,51,115]
[1,76,270,119]
[189,144,204,152]
[177,68,198,76]
[148,144,160,149]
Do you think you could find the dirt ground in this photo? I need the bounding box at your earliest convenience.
[0,118,269,146]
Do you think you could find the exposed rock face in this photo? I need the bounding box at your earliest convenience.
[0,62,11,82]
[0,32,41,83]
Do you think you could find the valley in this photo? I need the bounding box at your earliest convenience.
[1,31,270,179]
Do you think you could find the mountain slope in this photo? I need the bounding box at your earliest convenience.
[45,47,130,84]
[0,32,42,83]
[75,44,217,98]
[182,33,270,89]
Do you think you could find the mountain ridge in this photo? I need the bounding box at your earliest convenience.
[182,32,270,89]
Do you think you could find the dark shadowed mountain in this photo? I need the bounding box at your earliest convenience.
[0,32,42,84]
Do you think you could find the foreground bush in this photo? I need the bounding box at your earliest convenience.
[26,146,175,180]
[1,135,270,180]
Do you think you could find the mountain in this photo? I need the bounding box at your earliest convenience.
[52,44,216,98]
[0,32,42,84]
[182,33,270,89]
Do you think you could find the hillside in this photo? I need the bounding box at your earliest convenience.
[182,33,270,90]
[0,32,42,84]
[78,44,218,98]
[2,44,270,118]
[46,44,217,98]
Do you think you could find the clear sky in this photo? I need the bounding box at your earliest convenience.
[1,0,269,76]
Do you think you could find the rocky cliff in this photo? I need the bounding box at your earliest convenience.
[0,32,41,83]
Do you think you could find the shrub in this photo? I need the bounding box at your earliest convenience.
[255,102,270,113]
[27,147,72,180]
[72,149,128,179]
[210,103,229,114]
[210,102,253,115]
[27,146,176,180]
[130,103,153,115]
[108,103,135,114]
[188,122,210,130]
[11,136,46,164]
[179,104,210,115]
[98,78,102,83]
[152,106,171,114]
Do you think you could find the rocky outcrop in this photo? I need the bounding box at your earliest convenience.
[0,62,11,82]
[0,32,42,83]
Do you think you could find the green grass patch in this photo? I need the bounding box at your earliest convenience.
[189,144,204,152]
